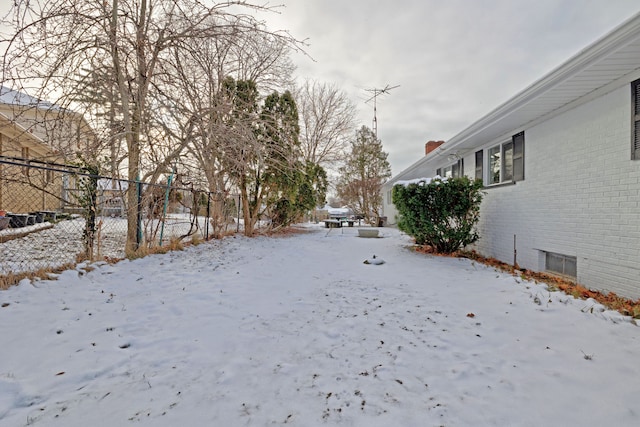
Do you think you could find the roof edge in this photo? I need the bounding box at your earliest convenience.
[445,11,640,151]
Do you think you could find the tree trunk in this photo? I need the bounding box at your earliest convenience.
[125,126,141,255]
[239,174,254,236]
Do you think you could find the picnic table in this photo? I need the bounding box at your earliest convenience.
[323,218,356,228]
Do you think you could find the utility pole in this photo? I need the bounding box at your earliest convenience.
[364,84,399,139]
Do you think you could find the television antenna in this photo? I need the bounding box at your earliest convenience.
[364,84,399,139]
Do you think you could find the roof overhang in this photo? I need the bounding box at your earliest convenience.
[0,112,56,156]
[391,11,640,183]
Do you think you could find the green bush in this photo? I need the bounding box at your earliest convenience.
[392,176,484,253]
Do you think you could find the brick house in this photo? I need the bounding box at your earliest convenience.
[382,12,640,299]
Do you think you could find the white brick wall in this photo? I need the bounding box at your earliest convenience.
[474,85,640,298]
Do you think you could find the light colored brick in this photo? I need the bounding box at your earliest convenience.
[472,85,640,299]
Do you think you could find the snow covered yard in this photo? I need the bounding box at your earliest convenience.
[0,214,210,277]
[1,224,639,426]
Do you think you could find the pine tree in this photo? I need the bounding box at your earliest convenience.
[337,126,391,224]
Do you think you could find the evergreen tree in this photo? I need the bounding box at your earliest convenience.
[219,77,265,236]
[259,92,329,227]
[336,126,391,224]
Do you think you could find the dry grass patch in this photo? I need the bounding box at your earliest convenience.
[128,238,185,260]
[255,225,316,238]
[0,263,77,290]
[1,238,186,291]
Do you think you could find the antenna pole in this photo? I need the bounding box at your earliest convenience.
[364,84,399,140]
[372,95,378,137]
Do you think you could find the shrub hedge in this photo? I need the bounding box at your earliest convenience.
[392,176,484,253]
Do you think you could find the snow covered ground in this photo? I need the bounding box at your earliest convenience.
[0,214,211,275]
[1,224,639,426]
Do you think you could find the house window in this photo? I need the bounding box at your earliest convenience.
[487,132,525,185]
[545,251,577,278]
[513,131,525,181]
[489,141,512,183]
[632,79,640,160]
[488,145,501,184]
[439,159,464,179]
[475,150,483,180]
[454,158,464,177]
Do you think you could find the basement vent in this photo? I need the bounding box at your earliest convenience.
[545,252,577,278]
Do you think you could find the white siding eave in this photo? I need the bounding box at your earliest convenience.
[446,12,640,152]
[390,12,640,181]
[0,112,53,155]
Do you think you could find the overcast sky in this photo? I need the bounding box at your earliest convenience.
[2,2,640,175]
[260,0,640,175]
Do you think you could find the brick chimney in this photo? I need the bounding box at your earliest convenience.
[425,140,445,156]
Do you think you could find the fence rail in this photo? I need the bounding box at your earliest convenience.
[0,158,239,286]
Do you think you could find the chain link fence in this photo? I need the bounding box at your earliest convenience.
[0,157,240,287]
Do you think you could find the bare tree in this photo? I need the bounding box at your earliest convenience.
[2,0,302,253]
[296,79,357,169]
[162,26,296,237]
[232,32,296,94]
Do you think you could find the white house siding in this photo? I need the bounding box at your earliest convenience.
[474,85,640,299]
[383,188,399,225]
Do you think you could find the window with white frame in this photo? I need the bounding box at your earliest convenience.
[489,141,512,184]
[437,158,463,179]
[478,131,524,185]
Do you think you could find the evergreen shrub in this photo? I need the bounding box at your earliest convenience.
[392,176,484,253]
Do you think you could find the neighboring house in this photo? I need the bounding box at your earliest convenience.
[0,86,96,158]
[0,110,62,213]
[383,12,640,299]
[0,86,97,214]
